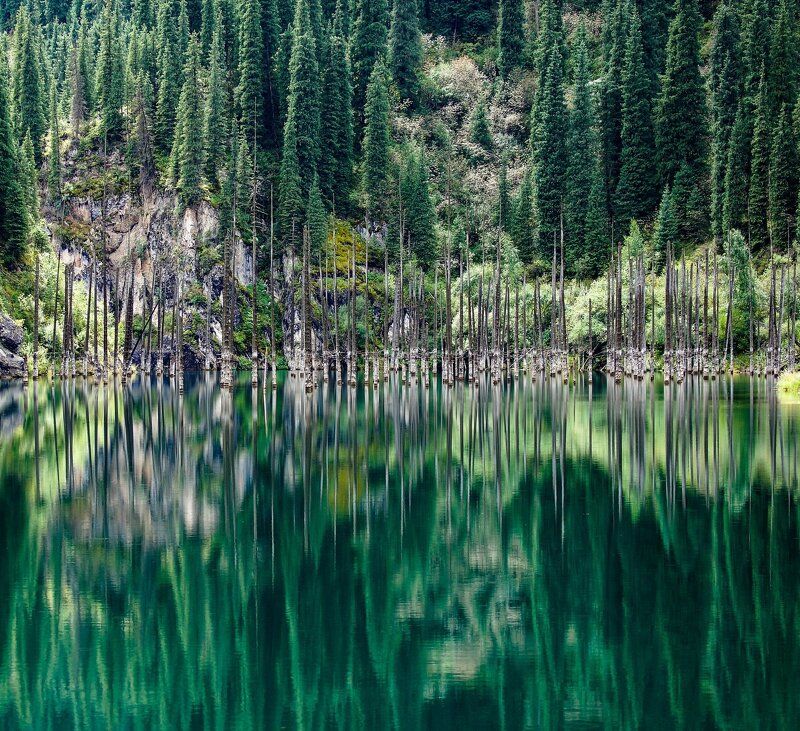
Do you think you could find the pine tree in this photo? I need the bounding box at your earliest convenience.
[319,6,354,210]
[532,39,567,254]
[172,35,203,210]
[261,0,282,145]
[402,149,437,270]
[12,7,47,163]
[236,0,263,149]
[351,0,388,131]
[307,173,327,260]
[68,42,86,143]
[0,52,27,267]
[283,0,321,202]
[47,86,61,204]
[362,60,390,224]
[769,104,797,250]
[652,186,678,267]
[96,0,125,140]
[654,0,709,240]
[565,25,596,264]
[747,72,769,251]
[388,0,422,104]
[580,156,610,279]
[204,15,227,188]
[770,0,799,114]
[497,0,524,77]
[511,170,535,265]
[469,99,492,149]
[134,71,155,196]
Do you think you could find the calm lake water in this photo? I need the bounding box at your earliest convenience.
[1,373,799,729]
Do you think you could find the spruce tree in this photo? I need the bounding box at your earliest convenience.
[497,158,511,230]
[155,0,182,151]
[565,25,596,264]
[580,156,610,279]
[204,15,227,188]
[769,104,797,250]
[236,0,263,149]
[351,0,388,131]
[282,0,321,202]
[599,0,628,218]
[747,72,769,251]
[0,51,27,267]
[532,40,567,254]
[709,1,741,242]
[47,86,61,204]
[469,99,492,149]
[362,60,390,224]
[654,0,709,240]
[388,0,422,104]
[511,170,535,265]
[12,7,47,163]
[19,132,39,225]
[652,186,678,267]
[497,0,524,78]
[723,102,749,236]
[615,9,657,227]
[172,35,203,210]
[319,6,354,211]
[278,116,303,248]
[770,0,799,113]
[96,0,125,140]
[402,149,437,270]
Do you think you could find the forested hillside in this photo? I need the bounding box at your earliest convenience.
[0,0,796,380]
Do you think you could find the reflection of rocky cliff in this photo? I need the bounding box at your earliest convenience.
[2,377,800,728]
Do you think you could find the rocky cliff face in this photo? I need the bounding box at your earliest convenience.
[0,314,25,379]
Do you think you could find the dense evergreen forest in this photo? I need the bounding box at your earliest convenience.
[0,0,797,384]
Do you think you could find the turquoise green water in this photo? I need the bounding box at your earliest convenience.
[1,374,799,729]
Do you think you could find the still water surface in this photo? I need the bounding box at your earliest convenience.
[1,374,799,729]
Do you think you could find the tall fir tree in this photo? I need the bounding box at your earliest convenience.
[172,35,203,209]
[497,0,524,78]
[388,0,422,104]
[0,51,27,267]
[615,8,657,227]
[351,0,388,132]
[654,0,709,240]
[19,132,38,225]
[362,59,390,224]
[319,4,354,211]
[278,116,303,248]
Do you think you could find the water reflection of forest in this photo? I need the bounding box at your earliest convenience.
[1,375,799,729]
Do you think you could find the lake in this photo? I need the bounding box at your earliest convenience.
[1,374,799,729]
